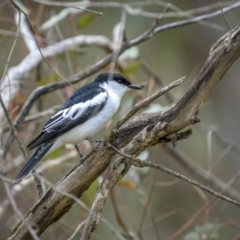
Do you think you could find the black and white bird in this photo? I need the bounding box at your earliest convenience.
[15,73,142,183]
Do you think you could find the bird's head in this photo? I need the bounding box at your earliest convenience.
[95,73,142,96]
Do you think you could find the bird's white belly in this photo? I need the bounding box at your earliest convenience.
[58,96,120,145]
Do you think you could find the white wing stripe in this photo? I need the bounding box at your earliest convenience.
[43,91,107,131]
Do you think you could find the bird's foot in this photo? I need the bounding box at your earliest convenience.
[86,137,104,150]
[79,156,86,164]
[74,145,86,164]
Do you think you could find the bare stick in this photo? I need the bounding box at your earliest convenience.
[141,60,174,104]
[0,92,43,196]
[24,105,60,123]
[4,182,39,240]
[0,93,28,161]
[80,155,130,240]
[33,0,237,20]
[109,143,240,207]
[218,0,232,29]
[0,10,21,84]
[164,144,240,202]
[66,219,87,240]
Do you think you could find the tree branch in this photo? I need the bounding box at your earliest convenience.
[164,144,240,202]
[109,143,240,207]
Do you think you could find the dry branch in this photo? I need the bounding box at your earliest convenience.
[8,22,240,239]
[164,144,240,202]
[109,143,240,207]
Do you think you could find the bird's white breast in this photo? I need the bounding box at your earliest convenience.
[58,88,122,145]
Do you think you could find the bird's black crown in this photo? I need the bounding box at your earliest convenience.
[95,73,131,87]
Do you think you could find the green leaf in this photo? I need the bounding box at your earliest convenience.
[81,179,99,205]
[46,146,65,160]
[122,61,141,76]
[37,74,59,86]
[77,14,96,30]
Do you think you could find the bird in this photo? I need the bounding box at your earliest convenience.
[15,72,142,183]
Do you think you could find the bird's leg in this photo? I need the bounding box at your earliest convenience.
[86,137,103,150]
[74,145,85,164]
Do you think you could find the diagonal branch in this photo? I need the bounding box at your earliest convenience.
[109,144,240,207]
[164,144,240,202]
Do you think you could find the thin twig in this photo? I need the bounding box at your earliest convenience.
[152,2,240,36]
[4,182,39,240]
[33,0,235,20]
[0,8,44,195]
[138,163,158,239]
[24,105,60,123]
[150,210,161,240]
[0,94,28,161]
[81,156,130,240]
[108,143,240,208]
[0,10,21,85]
[0,150,77,220]
[109,10,127,74]
[38,173,125,240]
[66,219,87,240]
[110,190,130,235]
[10,0,78,89]
[0,93,43,195]
[141,60,174,104]
[166,170,240,240]
[0,170,123,240]
[71,6,102,16]
[164,144,240,202]
[218,0,232,30]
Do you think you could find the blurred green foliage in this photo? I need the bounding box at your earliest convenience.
[185,223,220,240]
[76,14,96,30]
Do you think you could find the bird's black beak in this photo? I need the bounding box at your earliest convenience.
[128,84,142,90]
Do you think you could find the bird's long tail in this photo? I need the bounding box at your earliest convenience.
[14,142,54,183]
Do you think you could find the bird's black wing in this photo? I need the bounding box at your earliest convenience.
[27,85,108,150]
